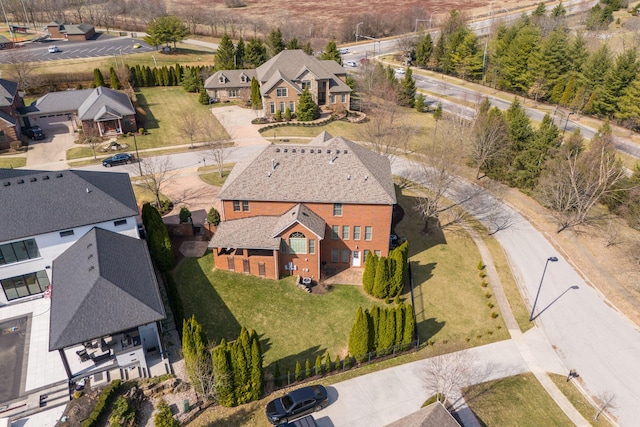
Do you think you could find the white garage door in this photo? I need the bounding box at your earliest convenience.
[29,113,74,131]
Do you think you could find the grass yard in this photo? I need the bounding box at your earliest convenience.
[127,86,229,149]
[394,187,510,347]
[198,169,231,187]
[549,374,614,427]
[173,253,383,371]
[463,373,574,426]
[0,157,26,168]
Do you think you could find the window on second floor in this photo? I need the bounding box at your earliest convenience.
[342,225,349,240]
[333,203,342,216]
[301,81,311,90]
[365,226,372,241]
[276,87,287,97]
[242,200,249,211]
[353,226,361,240]
[233,200,240,212]
[308,239,315,254]
[0,239,40,266]
[331,225,339,239]
[1,270,49,301]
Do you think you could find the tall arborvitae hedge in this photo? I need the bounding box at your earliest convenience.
[213,338,234,406]
[348,303,415,361]
[363,241,409,299]
[141,203,175,272]
[363,252,377,294]
[182,315,212,396]
[373,256,391,298]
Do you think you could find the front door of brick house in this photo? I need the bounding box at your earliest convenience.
[352,251,361,267]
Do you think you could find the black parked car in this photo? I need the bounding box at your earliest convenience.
[266,385,328,425]
[102,153,135,167]
[23,126,45,140]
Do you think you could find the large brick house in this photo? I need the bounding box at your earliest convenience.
[204,49,351,117]
[0,78,24,150]
[208,132,396,281]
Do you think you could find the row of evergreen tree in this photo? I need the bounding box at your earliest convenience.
[275,352,349,386]
[213,327,264,406]
[348,304,415,363]
[141,203,176,272]
[411,7,640,128]
[362,241,409,299]
[182,316,264,406]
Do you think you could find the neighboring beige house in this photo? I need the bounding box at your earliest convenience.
[204,49,351,116]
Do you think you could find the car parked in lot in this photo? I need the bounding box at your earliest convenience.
[102,153,135,167]
[48,45,61,53]
[339,48,349,54]
[266,385,328,425]
[22,126,45,140]
[345,61,357,67]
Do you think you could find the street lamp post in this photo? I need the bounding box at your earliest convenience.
[563,112,575,136]
[529,256,558,321]
[356,22,363,44]
[132,132,143,176]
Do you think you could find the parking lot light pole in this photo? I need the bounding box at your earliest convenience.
[529,256,558,321]
[132,132,142,176]
[356,22,363,44]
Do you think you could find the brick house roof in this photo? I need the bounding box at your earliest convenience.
[209,203,326,250]
[0,78,18,108]
[217,132,396,205]
[204,69,257,90]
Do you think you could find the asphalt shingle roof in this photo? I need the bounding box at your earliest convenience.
[0,78,18,108]
[204,69,257,90]
[0,169,139,242]
[49,227,165,350]
[21,87,135,119]
[209,203,326,249]
[65,23,94,35]
[217,133,396,205]
[385,401,461,427]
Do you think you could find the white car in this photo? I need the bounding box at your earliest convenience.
[395,68,406,74]
[48,45,60,53]
[339,48,349,54]
[345,61,357,67]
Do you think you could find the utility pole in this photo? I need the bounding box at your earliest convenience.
[356,22,363,44]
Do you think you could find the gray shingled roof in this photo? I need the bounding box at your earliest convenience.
[385,401,460,427]
[217,133,396,205]
[272,204,325,238]
[204,69,257,90]
[208,216,281,250]
[0,109,16,125]
[0,169,139,242]
[21,87,134,119]
[0,78,18,108]
[256,50,335,83]
[65,23,94,35]
[209,203,326,250]
[49,227,165,351]
[260,70,302,96]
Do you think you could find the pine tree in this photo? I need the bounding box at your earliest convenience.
[295,360,302,381]
[398,68,416,107]
[315,355,323,376]
[303,42,313,55]
[233,342,250,403]
[615,77,640,128]
[199,88,209,105]
[182,316,213,397]
[377,308,394,354]
[370,306,380,350]
[559,75,577,107]
[235,37,245,68]
[362,252,377,295]
[320,40,342,65]
[287,37,301,50]
[324,352,332,373]
[403,304,415,345]
[93,68,105,87]
[154,399,180,427]
[296,89,319,121]
[284,107,291,121]
[395,304,405,346]
[415,33,433,68]
[266,28,285,57]
[213,339,235,406]
[249,333,263,400]
[250,77,262,109]
[349,307,370,362]
[415,93,427,112]
[305,358,312,378]
[215,33,236,70]
[373,256,391,298]
[245,38,268,68]
[109,67,121,89]
[595,48,639,117]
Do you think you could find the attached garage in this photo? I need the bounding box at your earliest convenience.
[29,113,74,131]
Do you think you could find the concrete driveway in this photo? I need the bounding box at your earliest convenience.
[25,123,76,169]
[211,105,269,146]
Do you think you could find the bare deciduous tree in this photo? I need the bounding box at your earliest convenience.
[537,134,629,232]
[594,391,616,421]
[135,156,175,208]
[203,117,233,178]
[177,113,202,149]
[3,51,41,92]
[423,350,474,409]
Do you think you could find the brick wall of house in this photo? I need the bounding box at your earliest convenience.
[0,91,24,150]
[222,199,393,267]
[47,25,63,38]
[278,222,321,280]
[262,82,299,117]
[213,248,278,280]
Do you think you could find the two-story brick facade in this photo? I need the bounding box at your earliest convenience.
[204,50,351,116]
[0,78,25,150]
[208,132,396,281]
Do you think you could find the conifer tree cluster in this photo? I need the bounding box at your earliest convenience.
[92,63,211,93]
[348,304,415,362]
[141,203,176,272]
[362,241,408,299]
[213,327,264,406]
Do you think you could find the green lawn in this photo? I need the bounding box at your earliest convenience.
[198,169,231,187]
[549,374,614,427]
[463,373,574,426]
[0,157,26,168]
[174,254,382,371]
[394,188,510,347]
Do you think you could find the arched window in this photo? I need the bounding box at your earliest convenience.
[289,232,307,254]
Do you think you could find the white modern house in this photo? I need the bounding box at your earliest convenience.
[0,169,168,419]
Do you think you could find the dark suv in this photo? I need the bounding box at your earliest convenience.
[102,153,135,167]
[266,385,328,425]
[23,126,45,140]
